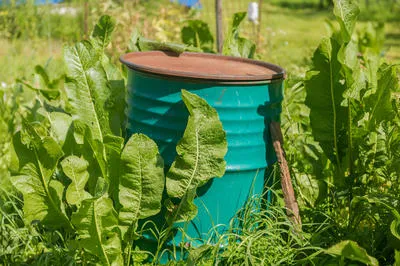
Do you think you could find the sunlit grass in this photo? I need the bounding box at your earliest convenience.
[0,38,64,84]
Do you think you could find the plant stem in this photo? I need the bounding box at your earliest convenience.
[153,197,186,262]
[125,236,133,266]
[347,102,353,230]
[347,102,353,197]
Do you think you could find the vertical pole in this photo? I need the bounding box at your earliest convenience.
[215,0,223,53]
[256,0,263,49]
[84,0,89,39]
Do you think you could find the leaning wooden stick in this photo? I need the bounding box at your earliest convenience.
[270,121,302,230]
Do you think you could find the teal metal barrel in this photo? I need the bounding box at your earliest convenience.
[120,51,285,247]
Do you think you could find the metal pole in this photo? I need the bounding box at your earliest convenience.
[215,0,223,53]
[257,0,263,49]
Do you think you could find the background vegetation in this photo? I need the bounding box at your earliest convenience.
[1,0,399,85]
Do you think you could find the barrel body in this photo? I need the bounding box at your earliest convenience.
[126,70,283,244]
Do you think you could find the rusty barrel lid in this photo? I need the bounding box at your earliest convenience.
[120,51,286,82]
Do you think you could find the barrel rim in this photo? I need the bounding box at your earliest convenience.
[120,51,286,82]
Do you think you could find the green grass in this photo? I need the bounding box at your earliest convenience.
[186,195,323,265]
[0,38,64,84]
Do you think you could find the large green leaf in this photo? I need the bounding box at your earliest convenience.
[165,188,197,223]
[223,12,256,58]
[364,64,399,130]
[325,240,378,266]
[127,27,202,54]
[139,38,202,54]
[358,22,385,55]
[333,0,361,105]
[295,173,326,207]
[104,134,124,204]
[71,120,108,196]
[118,134,164,226]
[91,15,126,132]
[305,37,349,168]
[339,40,365,103]
[72,196,123,266]
[166,90,227,208]
[181,20,214,53]
[11,131,71,229]
[64,16,125,140]
[333,0,360,43]
[17,64,64,101]
[64,41,112,140]
[72,124,123,199]
[391,218,400,241]
[91,15,115,53]
[128,28,141,52]
[361,54,380,100]
[92,15,125,137]
[389,198,400,241]
[360,129,388,175]
[48,112,73,148]
[395,250,400,265]
[61,155,91,206]
[83,124,108,195]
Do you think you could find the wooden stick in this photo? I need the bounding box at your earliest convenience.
[270,121,302,230]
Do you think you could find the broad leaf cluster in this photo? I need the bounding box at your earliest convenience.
[9,15,227,265]
[296,0,400,263]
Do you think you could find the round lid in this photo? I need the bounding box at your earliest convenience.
[120,51,285,82]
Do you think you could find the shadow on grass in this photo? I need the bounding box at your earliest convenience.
[386,33,400,49]
[271,1,328,10]
[386,33,400,40]
[267,2,333,19]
